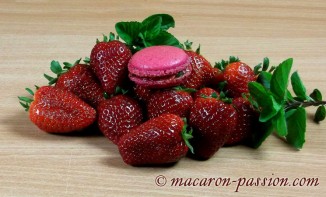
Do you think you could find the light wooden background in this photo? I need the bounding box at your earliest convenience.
[1,0,325,196]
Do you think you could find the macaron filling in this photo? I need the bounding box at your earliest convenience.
[129,63,192,88]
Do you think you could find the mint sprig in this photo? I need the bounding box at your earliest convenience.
[248,58,326,149]
[115,14,182,52]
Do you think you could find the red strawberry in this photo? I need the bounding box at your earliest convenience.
[90,35,132,95]
[97,95,143,144]
[182,42,214,89]
[133,84,155,102]
[225,97,258,146]
[189,97,237,160]
[118,113,192,166]
[147,89,194,119]
[193,87,219,100]
[45,60,105,107]
[209,67,224,86]
[223,61,256,97]
[18,86,96,133]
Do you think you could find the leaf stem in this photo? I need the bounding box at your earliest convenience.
[285,100,326,111]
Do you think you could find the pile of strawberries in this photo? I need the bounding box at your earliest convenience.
[19,33,261,166]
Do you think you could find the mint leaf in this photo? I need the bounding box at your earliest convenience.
[248,82,281,122]
[257,71,272,89]
[115,21,142,45]
[249,120,274,149]
[310,89,322,102]
[286,107,306,149]
[262,57,269,71]
[314,105,326,123]
[142,14,175,31]
[146,31,182,48]
[270,58,293,104]
[286,90,294,102]
[141,16,162,40]
[291,71,308,101]
[273,109,287,136]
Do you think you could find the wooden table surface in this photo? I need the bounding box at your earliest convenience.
[1,0,325,196]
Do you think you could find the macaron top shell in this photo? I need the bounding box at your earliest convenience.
[128,46,190,77]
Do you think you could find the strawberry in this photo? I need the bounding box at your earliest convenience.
[146,89,194,119]
[97,95,143,144]
[193,87,219,100]
[189,97,237,160]
[90,34,132,95]
[224,97,258,146]
[209,67,224,86]
[18,86,96,133]
[44,60,105,107]
[133,84,155,102]
[216,57,256,97]
[182,42,214,89]
[118,113,192,166]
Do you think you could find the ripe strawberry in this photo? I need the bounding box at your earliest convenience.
[118,113,192,166]
[189,97,237,160]
[223,60,256,97]
[146,89,194,119]
[193,87,219,100]
[209,67,224,86]
[182,42,214,89]
[133,84,154,102]
[97,95,143,144]
[225,97,258,146]
[90,35,132,95]
[18,86,96,133]
[44,60,105,107]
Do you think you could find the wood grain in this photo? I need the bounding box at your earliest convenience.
[1,0,325,196]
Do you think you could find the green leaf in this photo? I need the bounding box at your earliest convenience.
[310,89,322,102]
[25,88,34,96]
[253,63,262,75]
[63,62,73,69]
[286,107,306,149]
[314,105,326,123]
[257,71,272,89]
[18,96,33,103]
[115,21,142,45]
[291,71,308,101]
[146,31,182,48]
[273,109,287,136]
[142,14,175,31]
[270,58,293,104]
[262,57,270,71]
[44,73,55,81]
[248,82,281,122]
[248,119,274,149]
[50,60,63,74]
[286,90,294,102]
[141,16,162,40]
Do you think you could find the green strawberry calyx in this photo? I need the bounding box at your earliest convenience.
[43,58,81,85]
[183,40,201,54]
[181,118,194,154]
[18,86,39,111]
[214,56,240,72]
[248,58,326,149]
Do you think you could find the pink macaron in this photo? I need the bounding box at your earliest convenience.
[128,46,192,88]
